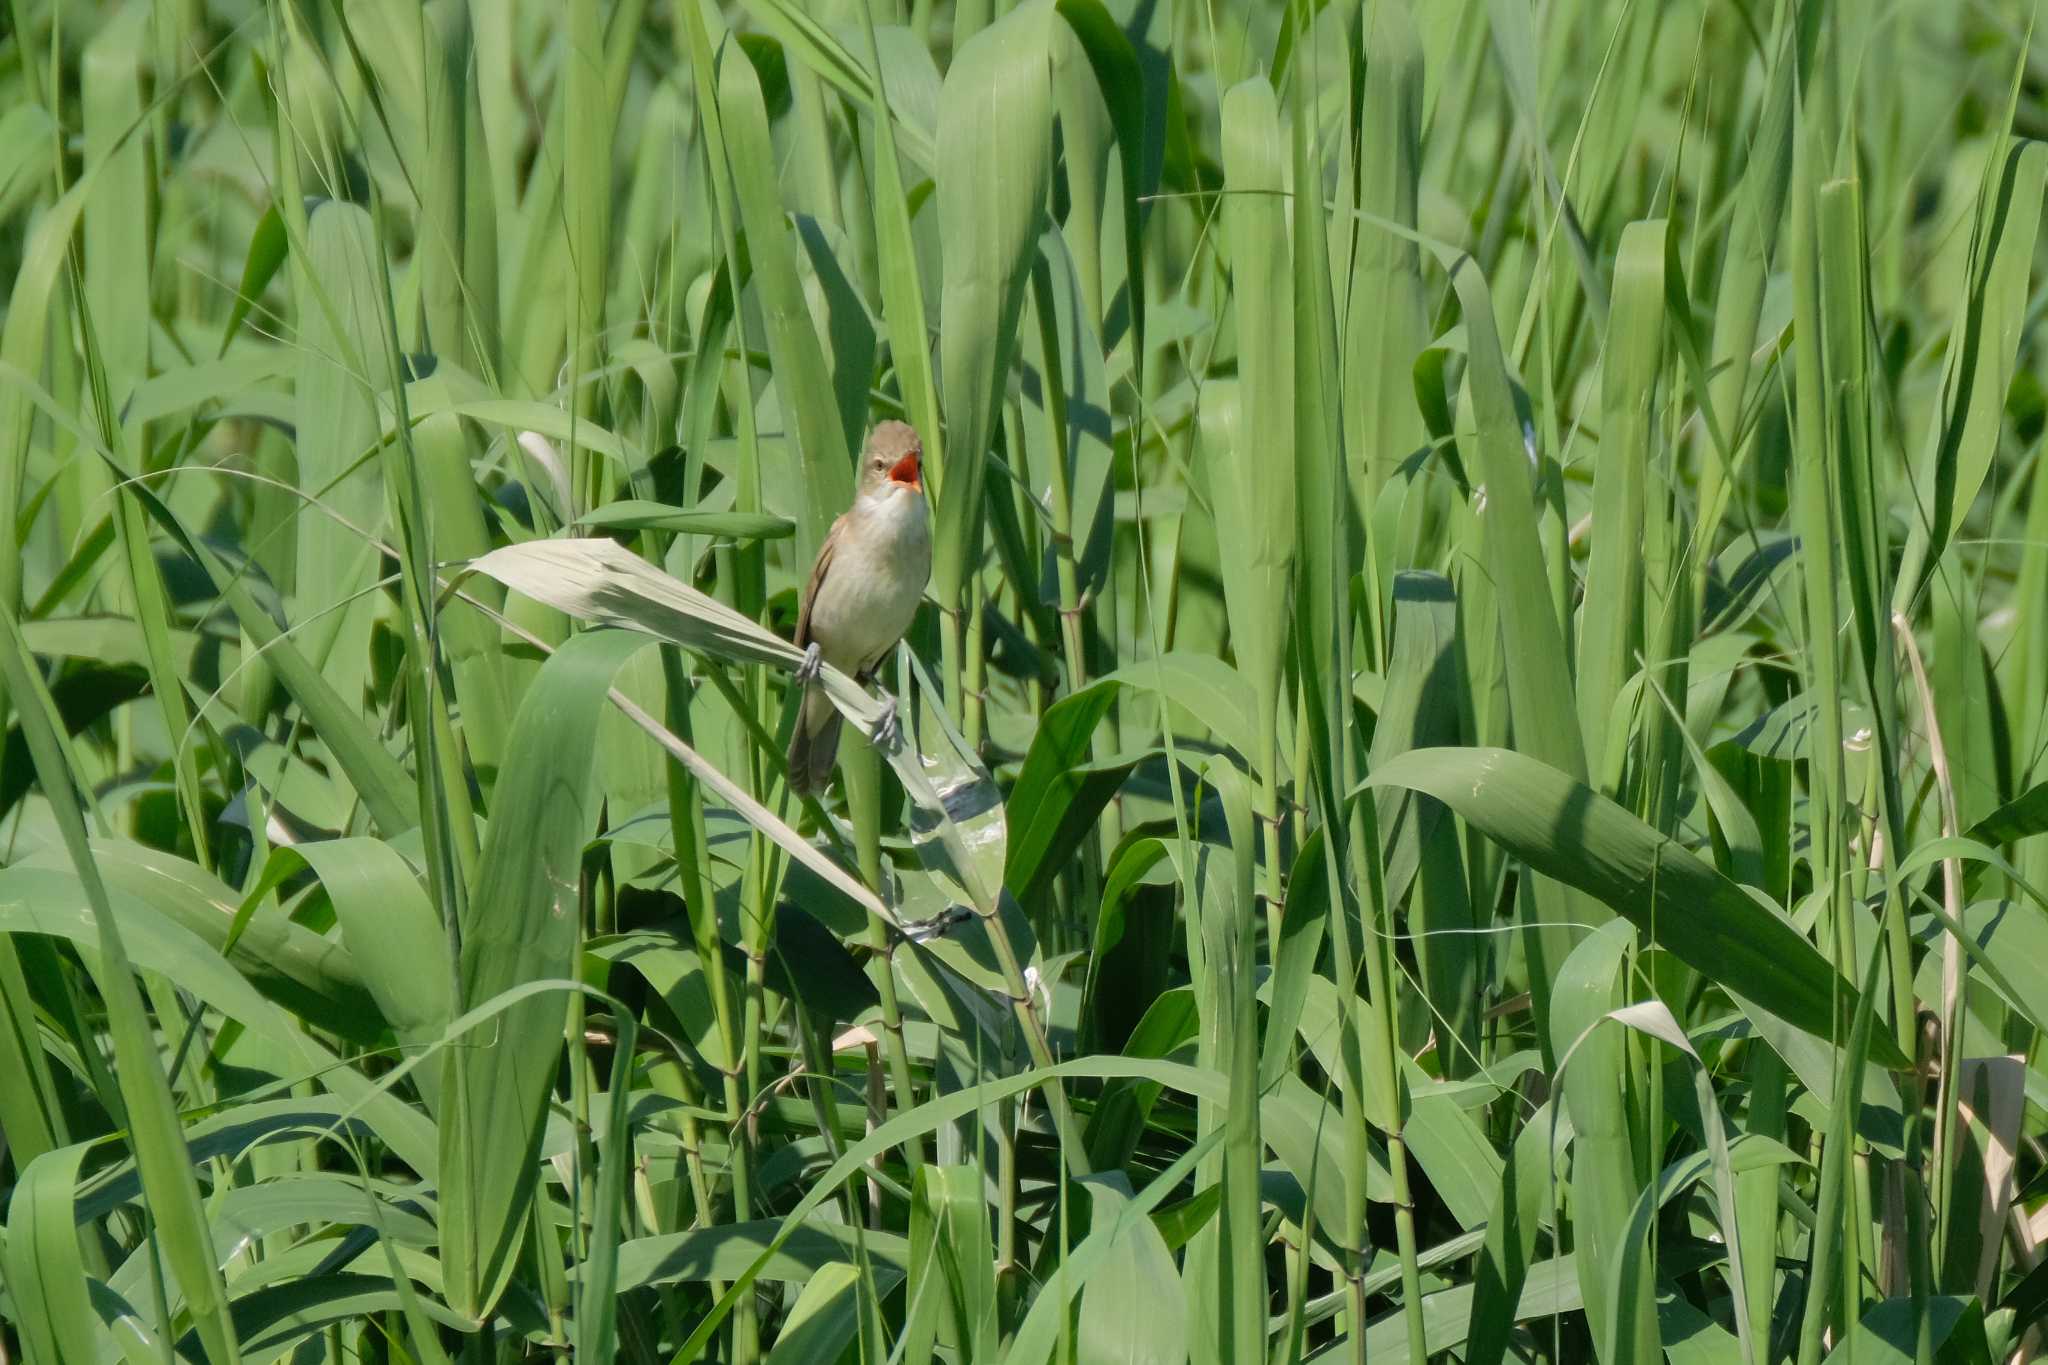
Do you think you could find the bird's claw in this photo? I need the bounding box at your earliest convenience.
[794,642,823,687]
[870,697,902,750]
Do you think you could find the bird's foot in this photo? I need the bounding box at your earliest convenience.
[870,697,902,750]
[794,642,823,687]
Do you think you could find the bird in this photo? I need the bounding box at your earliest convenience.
[787,420,931,795]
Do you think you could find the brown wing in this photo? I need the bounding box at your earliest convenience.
[794,513,847,650]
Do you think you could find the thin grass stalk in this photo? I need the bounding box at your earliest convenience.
[1895,613,1967,1309]
[1355,794,1426,1364]
[1788,93,1858,1365]
[60,24,210,866]
[848,2,947,1142]
[842,736,924,1169]
[996,1092,1021,1312]
[571,863,602,1273]
[857,0,942,453]
[706,29,844,1237]
[1030,266,1094,703]
[1283,46,1414,1359]
[359,171,482,991]
[1813,171,1915,1084]
[71,293,213,869]
[932,4,1053,738]
[1692,1,1801,580]
[677,15,773,1352]
[791,1004,861,1230]
[659,647,756,1357]
[966,561,989,754]
[564,0,612,513]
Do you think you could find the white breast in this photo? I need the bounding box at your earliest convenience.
[808,486,931,674]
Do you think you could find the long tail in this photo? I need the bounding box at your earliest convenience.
[787,684,845,796]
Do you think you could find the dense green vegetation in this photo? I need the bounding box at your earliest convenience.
[3,0,2048,1360]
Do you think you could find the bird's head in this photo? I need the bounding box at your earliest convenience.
[858,420,924,499]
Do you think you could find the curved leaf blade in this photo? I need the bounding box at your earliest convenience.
[1365,746,1906,1068]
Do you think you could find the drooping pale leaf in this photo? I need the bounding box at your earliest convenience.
[464,537,1007,920]
[1581,999,1767,1365]
[574,501,794,541]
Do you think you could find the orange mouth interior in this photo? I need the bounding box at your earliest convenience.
[888,451,922,489]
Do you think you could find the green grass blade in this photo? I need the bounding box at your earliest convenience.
[1365,745,1908,1068]
[716,32,852,560]
[1577,220,1664,790]
[1348,0,1432,529]
[1372,573,1479,1076]
[0,612,243,1364]
[3,1142,104,1364]
[1894,139,2048,610]
[933,0,1054,702]
[1550,921,1653,1363]
[440,628,644,1320]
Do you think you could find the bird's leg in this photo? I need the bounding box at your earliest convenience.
[794,641,823,687]
[870,696,902,750]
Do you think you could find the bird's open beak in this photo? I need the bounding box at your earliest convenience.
[888,451,923,490]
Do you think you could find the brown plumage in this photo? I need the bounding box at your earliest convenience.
[787,421,931,795]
